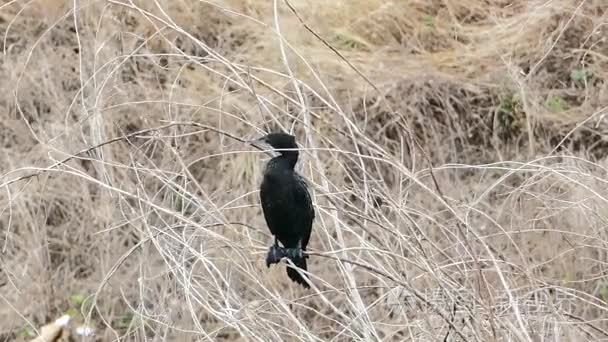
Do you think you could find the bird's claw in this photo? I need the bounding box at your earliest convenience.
[266,244,283,268]
[284,247,304,262]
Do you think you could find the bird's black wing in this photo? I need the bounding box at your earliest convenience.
[293,174,314,250]
[260,168,314,249]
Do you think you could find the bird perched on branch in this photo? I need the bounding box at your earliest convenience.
[251,132,314,288]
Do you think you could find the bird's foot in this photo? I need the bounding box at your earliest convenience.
[283,247,304,261]
[266,244,284,268]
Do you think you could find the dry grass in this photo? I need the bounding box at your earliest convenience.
[1,0,608,340]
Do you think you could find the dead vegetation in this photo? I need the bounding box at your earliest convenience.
[1,0,608,341]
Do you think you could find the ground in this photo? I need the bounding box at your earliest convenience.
[0,0,607,341]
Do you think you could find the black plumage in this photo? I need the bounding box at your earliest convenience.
[253,133,314,288]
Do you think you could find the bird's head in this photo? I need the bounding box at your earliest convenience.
[251,132,299,159]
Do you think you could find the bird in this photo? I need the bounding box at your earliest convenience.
[251,132,315,288]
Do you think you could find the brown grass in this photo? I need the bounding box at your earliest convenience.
[1,0,607,340]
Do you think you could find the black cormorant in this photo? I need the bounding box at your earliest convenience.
[252,132,314,288]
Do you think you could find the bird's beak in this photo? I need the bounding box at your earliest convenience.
[249,137,269,151]
[249,137,280,158]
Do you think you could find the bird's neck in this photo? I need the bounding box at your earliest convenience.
[270,152,298,170]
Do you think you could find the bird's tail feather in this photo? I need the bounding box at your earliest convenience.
[286,257,310,288]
